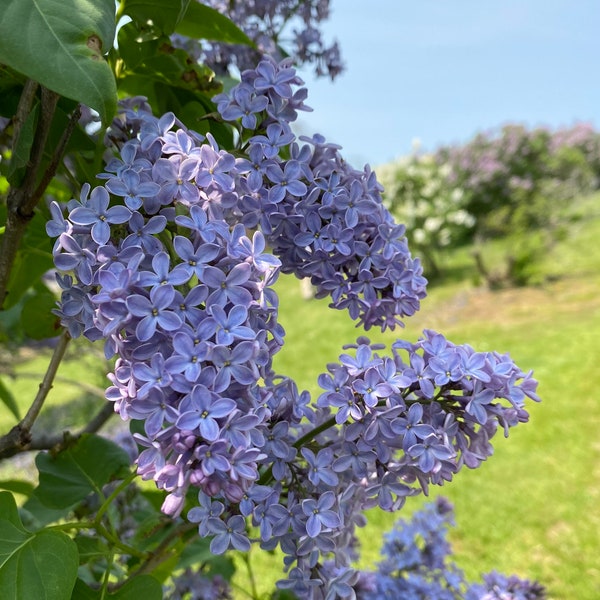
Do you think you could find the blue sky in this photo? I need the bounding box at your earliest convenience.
[295,0,600,167]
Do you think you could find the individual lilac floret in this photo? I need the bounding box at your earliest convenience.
[68,184,131,245]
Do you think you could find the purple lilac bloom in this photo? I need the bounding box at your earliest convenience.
[361,497,546,600]
[126,285,182,342]
[47,56,541,599]
[68,185,131,245]
[177,385,236,441]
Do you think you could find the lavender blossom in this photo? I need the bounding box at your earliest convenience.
[47,56,541,599]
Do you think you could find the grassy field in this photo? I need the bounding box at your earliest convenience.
[2,193,599,598]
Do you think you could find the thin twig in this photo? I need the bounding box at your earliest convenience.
[26,402,116,452]
[32,103,82,207]
[16,371,106,399]
[81,401,115,434]
[22,329,70,430]
[10,79,39,156]
[0,330,70,458]
[0,86,60,307]
[18,87,60,217]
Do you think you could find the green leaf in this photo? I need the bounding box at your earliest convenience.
[271,591,299,600]
[0,0,118,123]
[74,534,110,565]
[0,377,20,421]
[178,99,232,142]
[119,0,190,35]
[20,493,73,529]
[111,575,163,599]
[128,512,171,552]
[72,578,101,600]
[117,24,221,96]
[51,99,98,156]
[177,536,235,580]
[21,287,61,340]
[206,553,236,580]
[177,536,213,570]
[145,551,180,585]
[175,2,254,46]
[114,22,162,71]
[0,65,25,118]
[0,479,35,497]
[34,434,131,509]
[4,245,55,309]
[0,491,79,600]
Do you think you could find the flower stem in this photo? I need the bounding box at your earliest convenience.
[94,470,137,525]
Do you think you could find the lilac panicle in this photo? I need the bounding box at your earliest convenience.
[47,57,540,599]
[361,497,546,600]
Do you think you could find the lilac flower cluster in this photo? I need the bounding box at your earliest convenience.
[49,124,285,522]
[163,569,232,600]
[213,58,427,330]
[48,57,539,599]
[177,1,344,80]
[465,572,548,600]
[360,497,546,599]
[314,331,540,498]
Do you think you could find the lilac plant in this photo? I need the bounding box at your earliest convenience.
[434,122,600,232]
[44,56,541,598]
[174,0,344,80]
[358,497,547,599]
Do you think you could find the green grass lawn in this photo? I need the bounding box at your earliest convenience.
[2,193,599,599]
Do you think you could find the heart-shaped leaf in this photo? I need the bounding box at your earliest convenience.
[0,492,79,600]
[119,0,190,35]
[175,2,254,45]
[34,434,131,509]
[0,0,117,123]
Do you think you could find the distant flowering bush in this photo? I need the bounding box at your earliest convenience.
[381,122,600,286]
[45,57,540,598]
[435,122,600,235]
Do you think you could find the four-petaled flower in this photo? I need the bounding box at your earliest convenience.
[207,515,251,554]
[126,285,182,341]
[69,186,131,245]
[176,384,236,441]
[302,491,341,537]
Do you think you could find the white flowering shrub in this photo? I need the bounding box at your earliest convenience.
[378,154,474,279]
